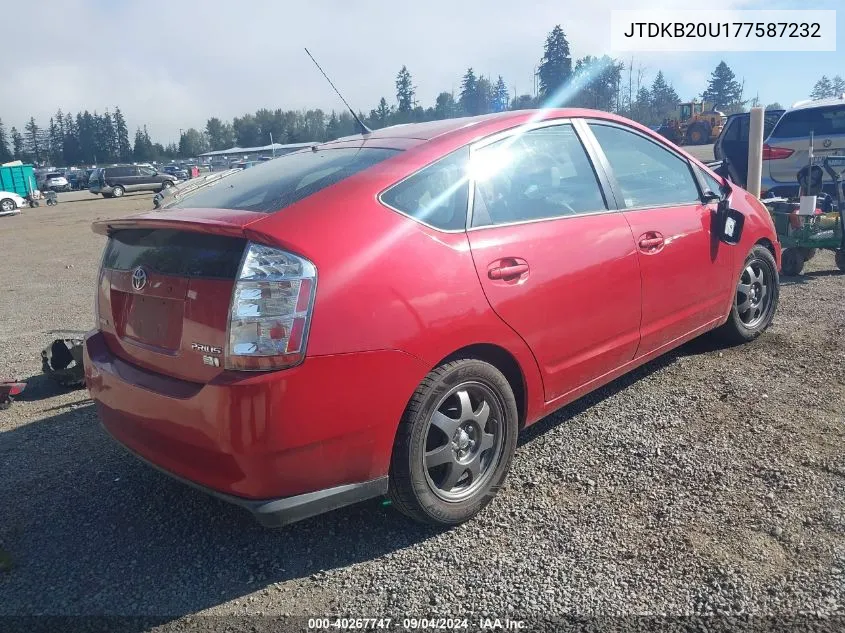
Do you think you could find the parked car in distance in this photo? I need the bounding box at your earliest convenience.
[714,109,785,188]
[84,109,781,529]
[759,95,845,198]
[41,172,70,192]
[162,164,189,180]
[89,165,177,198]
[0,190,27,214]
[231,161,259,170]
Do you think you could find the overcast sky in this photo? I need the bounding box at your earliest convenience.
[3,0,842,143]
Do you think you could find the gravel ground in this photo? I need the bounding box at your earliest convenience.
[0,186,843,631]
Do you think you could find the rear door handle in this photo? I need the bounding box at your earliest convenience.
[489,264,529,280]
[488,258,529,280]
[637,232,665,252]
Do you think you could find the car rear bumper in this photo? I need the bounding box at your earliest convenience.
[102,425,388,527]
[83,331,425,525]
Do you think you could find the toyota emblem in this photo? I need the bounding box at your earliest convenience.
[823,139,832,148]
[131,267,148,291]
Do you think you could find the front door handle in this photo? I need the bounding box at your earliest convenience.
[488,258,529,281]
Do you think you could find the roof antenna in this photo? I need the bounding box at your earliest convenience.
[304,47,372,136]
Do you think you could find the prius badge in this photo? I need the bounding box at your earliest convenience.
[192,342,223,367]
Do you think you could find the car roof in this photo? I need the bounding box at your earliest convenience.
[317,109,640,152]
[788,95,845,111]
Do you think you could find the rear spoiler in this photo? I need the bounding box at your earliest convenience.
[91,209,278,244]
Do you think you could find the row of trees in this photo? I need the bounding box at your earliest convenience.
[810,75,845,100]
[3,25,829,167]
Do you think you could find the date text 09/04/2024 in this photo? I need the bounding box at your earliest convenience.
[307,618,526,630]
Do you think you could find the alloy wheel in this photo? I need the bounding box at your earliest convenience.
[736,258,772,328]
[423,381,505,502]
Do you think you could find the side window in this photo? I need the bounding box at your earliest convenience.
[722,119,740,141]
[694,165,722,197]
[589,124,701,208]
[738,116,750,141]
[470,124,606,227]
[139,167,156,177]
[380,148,469,231]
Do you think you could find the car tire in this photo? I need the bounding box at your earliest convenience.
[388,358,518,526]
[112,186,125,198]
[162,180,174,189]
[835,249,845,272]
[799,247,817,261]
[780,248,804,276]
[716,244,779,345]
[0,198,16,213]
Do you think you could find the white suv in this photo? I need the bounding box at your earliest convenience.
[41,172,70,192]
[762,95,845,198]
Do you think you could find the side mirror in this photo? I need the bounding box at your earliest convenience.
[701,190,721,204]
[715,196,745,245]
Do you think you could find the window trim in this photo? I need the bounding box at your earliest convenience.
[466,118,620,231]
[581,119,707,212]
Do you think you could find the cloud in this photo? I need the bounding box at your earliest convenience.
[0,0,799,142]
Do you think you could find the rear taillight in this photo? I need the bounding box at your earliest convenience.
[226,243,317,371]
[762,144,794,160]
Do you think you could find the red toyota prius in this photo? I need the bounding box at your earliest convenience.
[84,109,780,527]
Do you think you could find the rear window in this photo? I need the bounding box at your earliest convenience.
[172,147,399,213]
[722,111,783,142]
[103,229,246,278]
[771,105,845,138]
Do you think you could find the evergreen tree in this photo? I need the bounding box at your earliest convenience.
[47,117,62,165]
[24,117,44,163]
[434,92,456,119]
[810,75,833,100]
[395,65,415,114]
[651,72,680,123]
[459,68,479,115]
[11,127,24,159]
[113,107,131,161]
[632,86,652,125]
[701,61,744,111]
[0,118,12,163]
[133,127,147,161]
[492,76,509,112]
[765,102,784,110]
[63,113,80,165]
[371,97,391,128]
[832,75,845,96]
[538,25,572,101]
[100,111,117,161]
[326,112,341,139]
